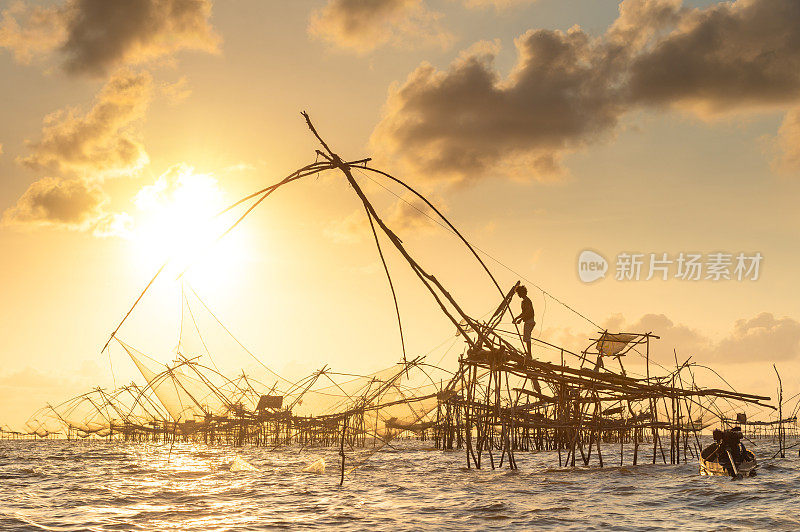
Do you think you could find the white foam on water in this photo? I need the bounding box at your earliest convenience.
[230,455,257,472]
[302,458,325,474]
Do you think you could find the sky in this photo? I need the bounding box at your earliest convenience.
[1,0,800,430]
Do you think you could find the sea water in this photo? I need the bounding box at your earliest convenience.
[1,438,798,531]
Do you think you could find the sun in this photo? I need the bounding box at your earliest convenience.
[130,165,247,290]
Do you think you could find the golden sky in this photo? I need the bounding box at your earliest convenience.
[1,0,800,429]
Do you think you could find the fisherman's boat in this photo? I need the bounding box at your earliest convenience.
[699,453,758,477]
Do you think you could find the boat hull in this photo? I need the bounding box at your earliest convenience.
[699,457,757,477]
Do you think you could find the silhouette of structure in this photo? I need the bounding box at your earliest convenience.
[18,113,783,473]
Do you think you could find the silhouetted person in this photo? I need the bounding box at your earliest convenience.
[729,426,750,462]
[513,285,535,362]
[702,428,744,478]
[725,427,744,465]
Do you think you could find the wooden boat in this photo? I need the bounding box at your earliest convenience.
[699,455,758,477]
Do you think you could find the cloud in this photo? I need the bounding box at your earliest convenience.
[308,0,453,53]
[20,69,152,177]
[134,163,189,209]
[606,312,712,357]
[62,0,220,75]
[324,209,368,243]
[307,0,539,52]
[160,76,192,104]
[604,312,800,364]
[371,32,621,182]
[0,1,67,64]
[626,0,800,115]
[773,108,800,173]
[385,196,441,232]
[128,163,227,245]
[0,367,72,389]
[461,0,537,9]
[4,163,219,239]
[372,0,800,182]
[2,175,134,237]
[4,70,153,237]
[0,360,108,391]
[605,0,684,51]
[323,195,442,243]
[713,313,800,363]
[133,163,218,211]
[0,0,219,75]
[2,176,107,229]
[0,362,110,431]
[91,211,134,238]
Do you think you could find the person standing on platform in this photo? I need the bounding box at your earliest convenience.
[513,285,535,363]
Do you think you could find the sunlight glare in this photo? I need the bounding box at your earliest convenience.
[130,165,247,290]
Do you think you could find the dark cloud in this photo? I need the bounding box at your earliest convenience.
[308,0,451,53]
[2,177,106,228]
[20,69,152,177]
[0,0,219,75]
[627,0,800,114]
[61,0,219,76]
[372,0,800,182]
[372,32,621,181]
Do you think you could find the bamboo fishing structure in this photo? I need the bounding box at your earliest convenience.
[15,112,791,473]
